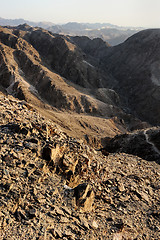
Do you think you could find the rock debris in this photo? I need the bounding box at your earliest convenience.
[0,92,160,239]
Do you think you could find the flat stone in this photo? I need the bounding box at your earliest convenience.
[60,216,69,223]
[54,206,65,216]
[91,220,98,229]
[79,217,90,229]
[61,206,72,215]
[118,182,125,192]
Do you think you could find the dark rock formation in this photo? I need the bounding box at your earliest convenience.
[71,36,110,58]
[103,127,160,164]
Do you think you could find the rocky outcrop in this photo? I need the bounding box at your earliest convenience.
[103,127,160,164]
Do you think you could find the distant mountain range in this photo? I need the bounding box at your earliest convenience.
[0,17,54,28]
[0,17,143,45]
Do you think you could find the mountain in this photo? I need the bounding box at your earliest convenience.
[0,17,134,30]
[98,29,160,125]
[0,17,54,28]
[48,23,141,46]
[0,24,133,145]
[70,29,160,127]
[1,25,160,132]
[0,17,142,45]
[1,25,160,139]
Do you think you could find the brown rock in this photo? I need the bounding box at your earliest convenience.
[91,220,98,229]
[50,228,63,238]
[63,230,74,239]
[118,182,125,192]
[42,144,64,166]
[61,206,72,215]
[60,216,69,223]
[74,183,95,212]
[54,206,65,216]
[79,216,90,229]
[62,155,78,175]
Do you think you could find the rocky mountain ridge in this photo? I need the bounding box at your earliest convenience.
[103,127,160,164]
[1,24,139,145]
[98,29,160,126]
[1,25,160,138]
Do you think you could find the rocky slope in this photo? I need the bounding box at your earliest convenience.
[0,90,160,240]
[71,36,110,59]
[1,25,160,137]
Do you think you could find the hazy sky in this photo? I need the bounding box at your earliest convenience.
[0,0,160,27]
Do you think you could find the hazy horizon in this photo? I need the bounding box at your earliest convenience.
[0,16,144,29]
[0,0,160,28]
